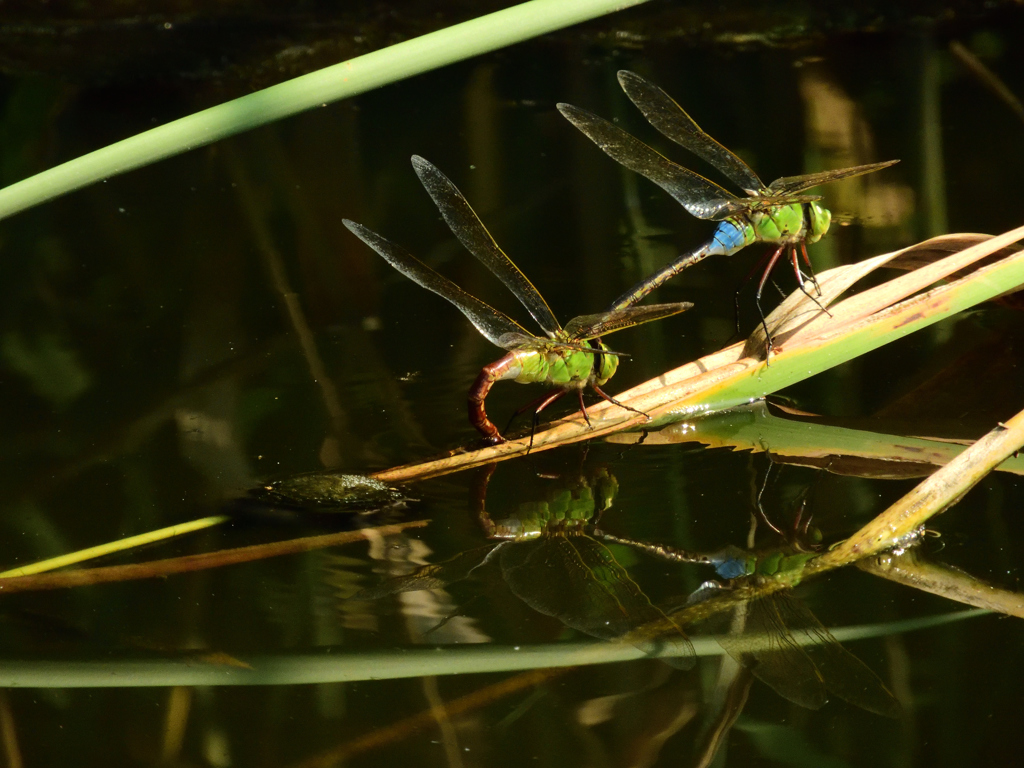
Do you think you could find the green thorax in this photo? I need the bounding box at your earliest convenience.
[749,201,832,245]
[500,336,618,388]
[485,471,618,541]
[712,544,818,586]
[719,201,832,256]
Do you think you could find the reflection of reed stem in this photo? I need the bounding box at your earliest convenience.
[421,676,464,768]
[0,520,427,595]
[0,692,22,768]
[226,146,352,463]
[859,550,1024,618]
[950,41,1024,126]
[160,687,191,763]
[692,666,752,768]
[291,668,562,768]
[810,407,1024,574]
[920,37,948,237]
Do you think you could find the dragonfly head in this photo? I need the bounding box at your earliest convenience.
[805,201,832,244]
[585,340,619,386]
[597,345,619,384]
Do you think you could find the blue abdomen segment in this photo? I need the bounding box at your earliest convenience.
[709,219,754,257]
[714,557,751,579]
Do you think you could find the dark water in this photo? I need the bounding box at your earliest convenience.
[1,8,1024,767]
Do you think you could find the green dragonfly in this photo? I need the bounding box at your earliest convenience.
[344,156,692,444]
[357,467,697,668]
[558,70,898,349]
[598,532,901,716]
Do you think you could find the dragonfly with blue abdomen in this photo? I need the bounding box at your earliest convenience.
[344,156,692,444]
[597,531,901,716]
[558,70,898,353]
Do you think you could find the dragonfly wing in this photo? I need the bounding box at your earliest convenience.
[497,331,545,350]
[500,536,696,669]
[344,220,532,349]
[563,302,694,340]
[411,156,562,337]
[749,194,822,209]
[715,596,828,710]
[774,593,901,717]
[557,103,742,221]
[355,545,498,600]
[617,70,766,195]
[766,160,900,196]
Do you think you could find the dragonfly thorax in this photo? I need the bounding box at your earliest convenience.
[747,202,826,246]
[711,200,834,259]
[498,340,618,389]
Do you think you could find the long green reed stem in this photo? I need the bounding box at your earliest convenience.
[0,515,229,578]
[0,611,979,688]
[0,0,648,223]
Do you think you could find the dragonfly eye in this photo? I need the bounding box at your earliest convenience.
[807,202,832,241]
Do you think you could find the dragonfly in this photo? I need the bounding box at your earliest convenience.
[598,533,901,716]
[558,70,898,351]
[358,467,697,668]
[344,156,692,444]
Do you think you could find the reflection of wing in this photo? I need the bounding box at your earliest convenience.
[499,535,696,668]
[715,594,828,710]
[766,160,900,196]
[354,545,497,600]
[617,70,765,195]
[344,220,533,350]
[557,103,743,221]
[562,302,693,340]
[411,156,562,338]
[776,593,901,717]
[710,592,899,716]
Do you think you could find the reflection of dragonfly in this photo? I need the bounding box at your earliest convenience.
[344,157,691,444]
[599,533,900,716]
[357,468,696,667]
[558,71,898,348]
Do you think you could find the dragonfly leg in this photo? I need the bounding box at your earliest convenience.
[798,242,823,298]
[575,389,593,429]
[755,245,788,357]
[732,247,779,340]
[527,388,571,452]
[789,247,832,318]
[503,388,567,437]
[755,461,785,537]
[793,502,815,539]
[591,386,650,421]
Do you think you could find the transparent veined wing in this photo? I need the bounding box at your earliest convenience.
[500,534,697,669]
[557,103,744,221]
[343,219,534,350]
[563,302,693,341]
[711,591,899,716]
[772,591,900,717]
[617,70,765,196]
[354,545,498,600]
[765,160,900,196]
[411,156,562,338]
[715,593,829,710]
